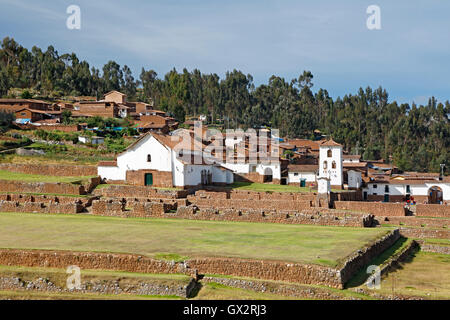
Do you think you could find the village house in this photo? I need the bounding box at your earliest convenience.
[98,131,234,188]
[0,98,52,113]
[287,164,318,187]
[14,108,61,124]
[362,173,450,203]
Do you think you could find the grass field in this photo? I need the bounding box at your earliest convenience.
[0,212,389,266]
[229,182,347,193]
[230,182,314,193]
[376,251,450,299]
[0,170,96,184]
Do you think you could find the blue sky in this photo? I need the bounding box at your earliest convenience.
[1,0,449,105]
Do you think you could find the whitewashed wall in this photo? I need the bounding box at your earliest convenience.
[288,172,316,184]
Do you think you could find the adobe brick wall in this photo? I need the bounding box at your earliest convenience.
[0,163,97,176]
[334,201,407,216]
[0,180,85,195]
[415,204,450,218]
[0,201,83,214]
[97,185,189,199]
[234,172,265,183]
[126,170,174,188]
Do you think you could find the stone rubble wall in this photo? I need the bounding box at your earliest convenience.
[0,163,97,176]
[0,276,196,298]
[0,201,83,214]
[0,180,85,195]
[338,229,401,284]
[334,201,407,217]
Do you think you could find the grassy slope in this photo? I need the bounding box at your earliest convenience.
[376,251,450,299]
[0,212,388,266]
[0,170,95,184]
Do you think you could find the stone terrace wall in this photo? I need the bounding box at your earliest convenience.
[399,228,450,239]
[189,258,343,289]
[189,198,314,211]
[0,201,83,214]
[90,199,372,227]
[0,249,346,288]
[377,216,449,229]
[0,249,195,277]
[0,180,85,195]
[338,229,401,284]
[0,194,95,206]
[193,190,317,201]
[417,241,450,254]
[334,201,407,217]
[175,206,373,227]
[0,163,97,176]
[0,275,196,298]
[415,204,450,218]
[97,185,189,199]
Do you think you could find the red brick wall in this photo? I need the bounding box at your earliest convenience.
[334,201,406,216]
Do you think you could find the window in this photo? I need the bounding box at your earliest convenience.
[294,173,299,176]
[323,161,328,169]
[147,154,151,162]
[332,161,336,169]
[406,185,411,193]
[327,149,332,157]
[385,185,389,193]
[373,184,377,189]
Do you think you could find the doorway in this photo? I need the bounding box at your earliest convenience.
[145,173,153,186]
[428,186,443,204]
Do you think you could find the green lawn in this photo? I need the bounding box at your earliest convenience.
[0,170,96,184]
[230,182,314,193]
[0,212,389,267]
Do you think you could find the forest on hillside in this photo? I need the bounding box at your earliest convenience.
[0,37,449,173]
